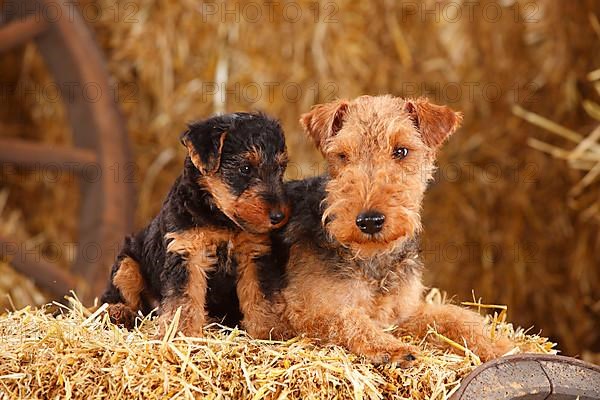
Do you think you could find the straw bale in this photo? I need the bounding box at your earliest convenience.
[0,294,555,399]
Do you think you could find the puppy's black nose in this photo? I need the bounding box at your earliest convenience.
[355,211,385,234]
[269,210,286,225]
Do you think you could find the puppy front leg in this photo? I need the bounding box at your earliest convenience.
[288,305,418,366]
[158,239,218,337]
[401,302,514,362]
[101,254,144,329]
[234,232,289,339]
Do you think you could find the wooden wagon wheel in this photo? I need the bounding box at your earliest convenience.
[450,354,600,399]
[0,0,134,303]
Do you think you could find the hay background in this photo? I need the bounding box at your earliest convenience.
[0,0,599,361]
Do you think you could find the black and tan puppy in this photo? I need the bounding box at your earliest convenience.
[100,112,289,336]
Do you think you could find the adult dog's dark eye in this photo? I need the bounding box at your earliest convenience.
[239,165,252,175]
[337,153,348,163]
[393,147,409,160]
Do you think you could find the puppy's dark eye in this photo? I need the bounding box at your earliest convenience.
[337,153,348,163]
[239,165,252,175]
[393,147,409,160]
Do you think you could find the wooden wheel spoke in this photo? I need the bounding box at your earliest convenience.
[0,138,97,171]
[0,14,48,52]
[0,234,77,299]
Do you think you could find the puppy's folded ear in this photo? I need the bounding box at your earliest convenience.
[181,121,227,174]
[300,99,349,152]
[403,98,463,149]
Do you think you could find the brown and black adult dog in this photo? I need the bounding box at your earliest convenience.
[100,112,289,336]
[241,95,513,365]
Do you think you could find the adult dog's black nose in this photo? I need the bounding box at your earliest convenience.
[269,210,286,225]
[355,211,385,234]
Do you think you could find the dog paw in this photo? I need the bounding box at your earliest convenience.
[181,326,205,338]
[389,344,420,367]
[106,303,136,330]
[245,322,291,341]
[476,336,514,362]
[157,323,205,340]
[366,344,419,367]
[157,315,205,339]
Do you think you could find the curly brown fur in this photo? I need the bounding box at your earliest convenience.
[100,112,289,336]
[240,96,512,364]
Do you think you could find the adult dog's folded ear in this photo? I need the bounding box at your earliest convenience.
[300,99,349,153]
[403,97,463,149]
[181,119,228,174]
